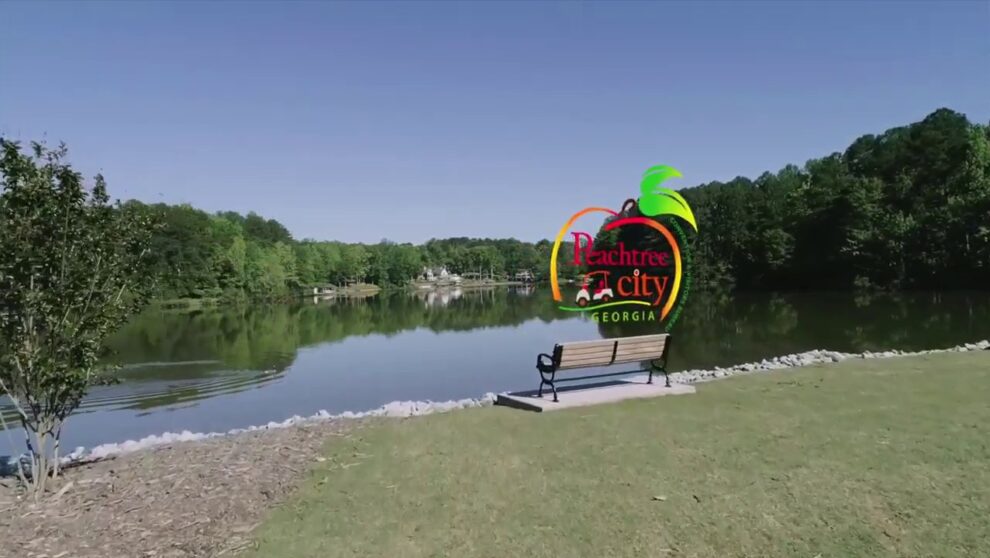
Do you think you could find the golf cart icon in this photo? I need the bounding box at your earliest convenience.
[575,270,613,307]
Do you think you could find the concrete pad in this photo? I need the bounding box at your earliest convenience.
[496,377,696,412]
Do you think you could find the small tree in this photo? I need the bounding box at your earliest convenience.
[0,139,155,496]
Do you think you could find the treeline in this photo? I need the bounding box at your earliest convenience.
[16,108,988,300]
[679,108,990,290]
[120,202,578,300]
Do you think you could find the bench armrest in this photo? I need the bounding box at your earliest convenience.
[536,353,556,372]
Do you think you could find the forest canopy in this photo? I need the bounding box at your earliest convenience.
[118,199,578,300]
[679,108,990,290]
[4,108,987,300]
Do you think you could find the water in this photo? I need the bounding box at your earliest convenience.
[3,287,990,450]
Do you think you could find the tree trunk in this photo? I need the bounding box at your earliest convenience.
[52,422,63,479]
[32,429,50,497]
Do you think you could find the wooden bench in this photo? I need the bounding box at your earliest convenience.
[535,334,672,402]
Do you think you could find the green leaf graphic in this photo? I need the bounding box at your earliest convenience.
[638,165,698,232]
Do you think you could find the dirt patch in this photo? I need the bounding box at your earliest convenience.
[0,419,362,557]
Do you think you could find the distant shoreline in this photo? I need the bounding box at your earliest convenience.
[152,280,546,309]
[148,284,990,311]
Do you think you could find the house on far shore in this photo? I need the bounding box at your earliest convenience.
[421,266,451,282]
[514,270,535,283]
[307,285,336,296]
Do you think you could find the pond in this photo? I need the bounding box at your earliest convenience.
[3,287,990,450]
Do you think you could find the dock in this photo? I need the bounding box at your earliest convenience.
[496,376,695,412]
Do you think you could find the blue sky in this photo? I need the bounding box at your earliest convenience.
[2,1,988,243]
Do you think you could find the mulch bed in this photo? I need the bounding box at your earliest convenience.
[0,419,361,557]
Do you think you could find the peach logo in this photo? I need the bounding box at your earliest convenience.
[550,165,698,326]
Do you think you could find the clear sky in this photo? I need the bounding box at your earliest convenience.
[2,1,988,243]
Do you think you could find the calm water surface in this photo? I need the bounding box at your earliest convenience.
[3,287,990,449]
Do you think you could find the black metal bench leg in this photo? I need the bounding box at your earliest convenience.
[536,370,556,398]
[539,370,558,402]
[537,369,559,402]
[651,359,671,388]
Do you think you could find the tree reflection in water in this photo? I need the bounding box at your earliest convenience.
[3,288,988,427]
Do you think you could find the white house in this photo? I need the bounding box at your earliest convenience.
[421,266,453,282]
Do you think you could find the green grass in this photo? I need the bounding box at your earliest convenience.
[248,352,990,558]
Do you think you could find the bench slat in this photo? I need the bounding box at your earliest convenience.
[562,339,660,354]
[557,333,666,349]
[614,338,667,355]
[614,341,667,355]
[559,352,667,368]
[560,345,665,363]
[557,335,668,353]
[555,334,669,370]
[558,345,618,358]
[556,339,620,351]
[615,334,669,344]
[559,348,616,360]
[612,350,665,364]
[612,343,667,356]
[559,350,616,367]
[558,356,618,369]
[618,342,666,353]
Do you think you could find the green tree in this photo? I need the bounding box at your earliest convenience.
[142,203,219,298]
[338,244,370,284]
[243,211,292,244]
[217,235,248,294]
[210,215,247,295]
[294,243,322,286]
[0,140,156,495]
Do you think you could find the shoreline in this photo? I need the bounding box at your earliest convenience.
[11,337,984,472]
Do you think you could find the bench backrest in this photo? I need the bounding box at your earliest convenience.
[554,334,670,370]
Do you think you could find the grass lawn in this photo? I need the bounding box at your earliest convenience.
[248,352,990,558]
